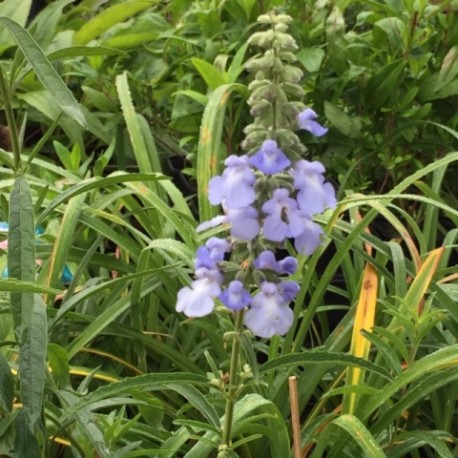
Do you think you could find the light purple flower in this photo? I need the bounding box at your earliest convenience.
[254,250,298,275]
[261,188,301,242]
[293,160,336,215]
[195,237,231,270]
[227,206,260,241]
[278,281,300,301]
[297,108,328,137]
[244,282,294,338]
[293,217,323,255]
[277,256,298,275]
[208,155,256,209]
[218,280,251,311]
[249,139,291,174]
[253,251,278,271]
[176,269,222,317]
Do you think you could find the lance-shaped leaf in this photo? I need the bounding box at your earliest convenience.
[0,17,86,127]
[7,176,47,432]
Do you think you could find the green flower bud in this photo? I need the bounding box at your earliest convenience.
[241,129,268,150]
[273,32,298,51]
[250,100,272,117]
[274,23,289,33]
[280,82,306,98]
[276,128,302,147]
[248,29,275,48]
[281,65,304,83]
[249,81,278,102]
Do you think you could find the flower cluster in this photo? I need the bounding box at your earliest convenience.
[176,12,336,338]
[177,130,336,337]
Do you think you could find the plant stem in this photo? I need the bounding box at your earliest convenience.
[221,309,245,449]
[0,66,21,172]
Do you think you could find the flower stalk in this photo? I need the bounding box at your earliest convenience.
[220,309,245,452]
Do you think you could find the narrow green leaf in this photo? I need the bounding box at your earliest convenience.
[47,45,123,60]
[192,58,228,90]
[260,350,391,380]
[20,294,47,430]
[0,279,60,294]
[8,176,35,331]
[116,72,164,201]
[169,384,220,428]
[27,0,73,49]
[62,372,209,419]
[0,0,32,53]
[37,172,164,225]
[46,193,85,293]
[436,46,458,92]
[389,430,455,458]
[358,344,458,423]
[197,83,246,222]
[65,277,162,358]
[73,0,157,45]
[14,409,40,458]
[47,343,70,388]
[0,17,86,127]
[0,351,14,413]
[327,415,386,457]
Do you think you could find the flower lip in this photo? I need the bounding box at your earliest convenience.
[218,280,251,311]
[243,281,294,338]
[249,139,291,174]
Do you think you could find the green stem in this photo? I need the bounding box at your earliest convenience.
[221,309,245,449]
[0,66,21,172]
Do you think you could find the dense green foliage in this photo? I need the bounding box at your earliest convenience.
[0,0,457,457]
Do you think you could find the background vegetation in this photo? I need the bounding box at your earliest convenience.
[0,0,457,456]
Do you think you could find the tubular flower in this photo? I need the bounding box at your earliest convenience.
[297,108,328,137]
[254,250,297,275]
[293,160,336,215]
[208,155,256,209]
[176,269,222,317]
[219,280,252,311]
[261,188,300,242]
[195,237,231,270]
[244,282,295,338]
[249,139,291,174]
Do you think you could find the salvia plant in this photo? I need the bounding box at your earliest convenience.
[176,12,336,455]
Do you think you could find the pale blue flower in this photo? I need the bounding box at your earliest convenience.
[253,250,278,271]
[254,250,298,275]
[261,188,301,242]
[293,217,323,255]
[195,237,231,270]
[227,206,260,241]
[297,108,328,137]
[277,281,300,301]
[249,139,291,174]
[293,160,336,215]
[176,269,222,317]
[208,155,256,209]
[219,280,251,311]
[244,282,294,338]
